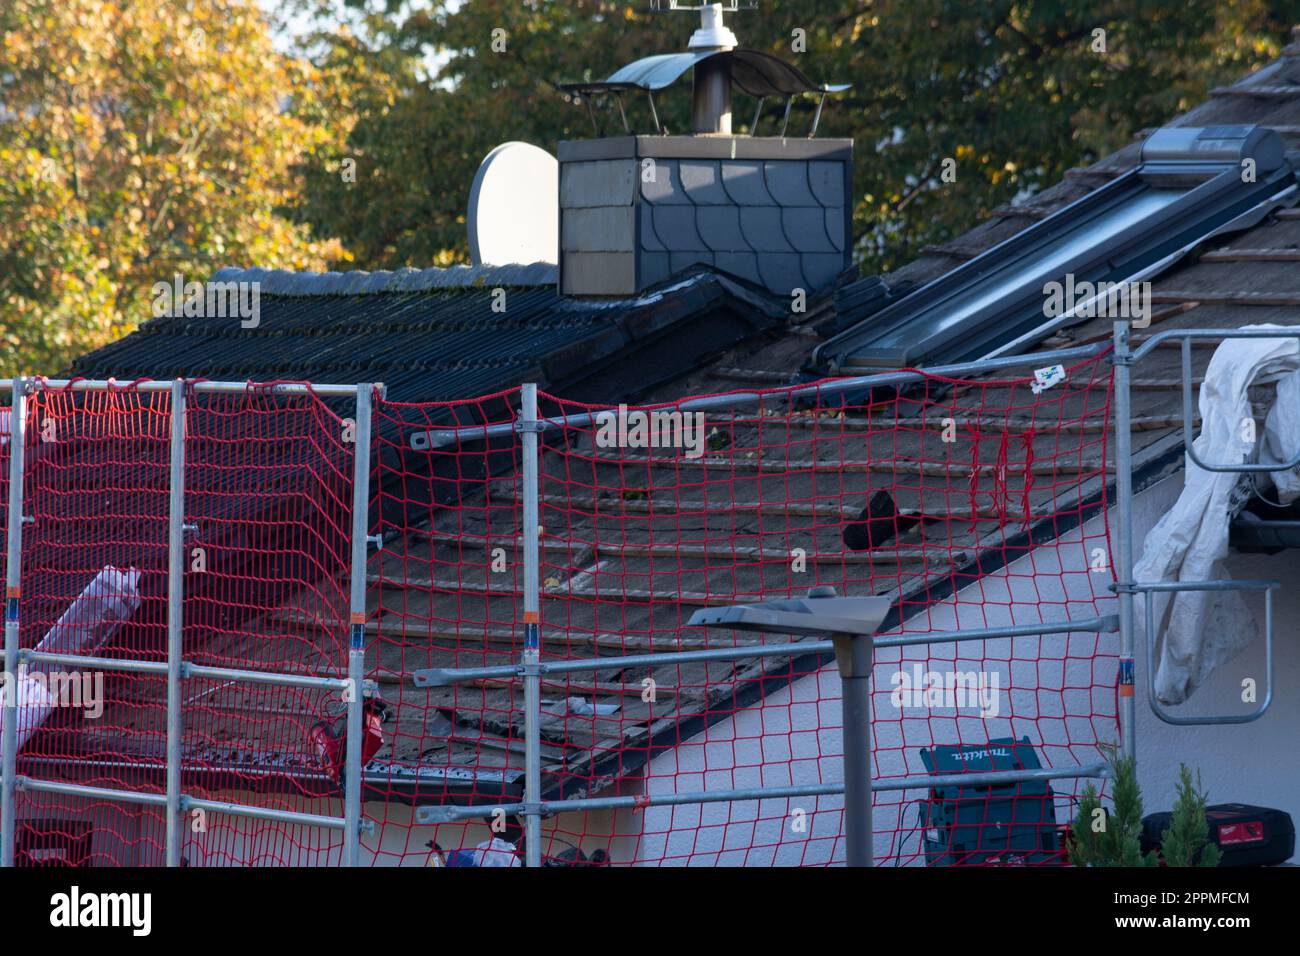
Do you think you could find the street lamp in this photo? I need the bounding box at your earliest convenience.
[687,585,891,867]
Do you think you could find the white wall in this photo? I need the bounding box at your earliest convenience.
[1135,489,1300,844]
[616,474,1300,865]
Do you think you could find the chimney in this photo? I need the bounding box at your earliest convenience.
[556,2,852,299]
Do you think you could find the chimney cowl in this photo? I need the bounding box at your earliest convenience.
[555,2,848,138]
[688,3,738,51]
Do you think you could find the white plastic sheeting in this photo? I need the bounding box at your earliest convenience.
[1135,325,1300,703]
[0,566,142,749]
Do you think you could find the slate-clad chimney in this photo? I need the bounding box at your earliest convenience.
[556,2,852,298]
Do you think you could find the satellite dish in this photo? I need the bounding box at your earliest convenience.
[467,142,558,266]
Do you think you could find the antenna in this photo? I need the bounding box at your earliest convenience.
[649,1,757,11]
[648,0,754,47]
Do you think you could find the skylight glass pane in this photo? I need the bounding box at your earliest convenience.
[871,186,1185,360]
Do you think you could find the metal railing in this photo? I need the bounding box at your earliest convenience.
[1134,579,1277,725]
[1119,325,1293,727]
[0,376,379,867]
[1145,326,1300,473]
[412,617,1117,862]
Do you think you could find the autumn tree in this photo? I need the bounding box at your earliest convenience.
[289,0,1300,274]
[0,0,347,376]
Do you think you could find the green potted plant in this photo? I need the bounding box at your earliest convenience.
[1069,747,1221,867]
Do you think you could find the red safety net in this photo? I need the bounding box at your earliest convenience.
[364,350,1119,867]
[367,389,526,865]
[2,353,1117,867]
[6,382,354,866]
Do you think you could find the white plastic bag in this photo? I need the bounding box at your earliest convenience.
[1134,326,1300,703]
[474,837,520,868]
[1,566,142,748]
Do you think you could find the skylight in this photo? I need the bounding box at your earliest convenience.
[813,126,1296,373]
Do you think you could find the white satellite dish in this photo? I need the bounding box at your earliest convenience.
[467,142,559,266]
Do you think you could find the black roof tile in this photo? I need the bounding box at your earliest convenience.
[70,268,792,405]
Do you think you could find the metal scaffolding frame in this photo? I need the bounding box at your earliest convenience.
[1115,324,1293,728]
[0,316,1288,866]
[412,343,1126,864]
[0,376,378,867]
[410,320,1285,865]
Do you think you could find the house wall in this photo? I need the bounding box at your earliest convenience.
[1135,488,1300,853]
[616,474,1300,865]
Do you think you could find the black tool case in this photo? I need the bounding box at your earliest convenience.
[920,736,1059,866]
[1141,803,1295,866]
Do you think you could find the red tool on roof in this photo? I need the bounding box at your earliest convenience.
[310,697,392,784]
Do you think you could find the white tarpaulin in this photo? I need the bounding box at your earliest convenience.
[1135,325,1300,704]
[0,566,141,749]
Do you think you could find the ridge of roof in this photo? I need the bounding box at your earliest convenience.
[209,262,558,296]
[203,261,802,316]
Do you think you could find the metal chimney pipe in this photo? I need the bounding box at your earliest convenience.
[688,3,737,135]
[692,58,732,134]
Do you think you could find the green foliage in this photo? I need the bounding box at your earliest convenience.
[1070,751,1221,867]
[1160,764,1222,867]
[1069,752,1157,866]
[0,0,346,376]
[287,0,1300,273]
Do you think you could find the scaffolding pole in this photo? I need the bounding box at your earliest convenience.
[1112,319,1138,761]
[1,378,28,868]
[165,379,186,867]
[29,379,360,397]
[414,615,1118,687]
[343,384,374,867]
[520,384,543,868]
[830,630,873,867]
[412,344,1108,450]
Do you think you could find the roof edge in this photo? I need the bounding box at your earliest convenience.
[209,263,558,296]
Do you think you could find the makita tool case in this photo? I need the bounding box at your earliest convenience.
[920,736,1059,866]
[1141,803,1295,866]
